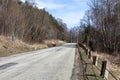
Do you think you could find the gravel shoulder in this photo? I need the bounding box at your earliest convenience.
[71,48,84,80]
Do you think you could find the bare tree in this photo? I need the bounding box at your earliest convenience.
[83,0,120,54]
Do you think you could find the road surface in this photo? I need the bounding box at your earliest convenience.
[0,43,76,80]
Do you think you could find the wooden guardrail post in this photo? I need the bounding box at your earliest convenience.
[88,50,92,59]
[100,60,110,80]
[85,49,88,55]
[92,56,98,66]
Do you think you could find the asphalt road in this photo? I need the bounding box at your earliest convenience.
[0,43,76,80]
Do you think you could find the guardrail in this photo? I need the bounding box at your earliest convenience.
[78,43,119,80]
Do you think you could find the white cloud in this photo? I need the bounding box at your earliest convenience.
[59,12,84,28]
[37,6,45,9]
[21,0,65,10]
[21,0,89,28]
[36,1,65,10]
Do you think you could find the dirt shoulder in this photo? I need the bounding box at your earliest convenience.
[71,48,84,80]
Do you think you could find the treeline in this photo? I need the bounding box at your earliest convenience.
[0,0,67,43]
[70,0,120,54]
[82,0,120,54]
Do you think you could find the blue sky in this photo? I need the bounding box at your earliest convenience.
[21,0,89,28]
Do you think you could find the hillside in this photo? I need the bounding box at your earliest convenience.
[0,0,68,43]
[0,0,67,57]
[0,36,65,57]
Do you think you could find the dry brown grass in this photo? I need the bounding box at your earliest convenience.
[92,51,120,79]
[43,39,66,47]
[0,36,65,57]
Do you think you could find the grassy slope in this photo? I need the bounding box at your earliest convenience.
[92,52,120,80]
[0,36,65,57]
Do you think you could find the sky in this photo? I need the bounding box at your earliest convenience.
[21,0,90,28]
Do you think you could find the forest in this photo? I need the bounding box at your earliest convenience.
[70,0,120,55]
[0,0,68,43]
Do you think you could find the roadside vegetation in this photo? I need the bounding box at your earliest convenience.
[0,0,68,43]
[0,35,65,57]
[70,0,120,54]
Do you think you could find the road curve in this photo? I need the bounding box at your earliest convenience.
[0,43,76,80]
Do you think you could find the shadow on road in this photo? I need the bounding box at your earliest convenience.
[0,62,18,70]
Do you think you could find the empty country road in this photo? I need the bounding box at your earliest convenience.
[0,43,76,80]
